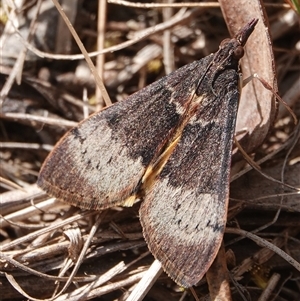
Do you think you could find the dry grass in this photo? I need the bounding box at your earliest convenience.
[1,1,299,300]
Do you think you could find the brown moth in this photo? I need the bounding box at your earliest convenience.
[38,19,258,287]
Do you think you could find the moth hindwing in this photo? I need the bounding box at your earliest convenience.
[38,19,258,287]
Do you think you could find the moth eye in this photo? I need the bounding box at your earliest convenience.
[233,46,244,59]
[220,38,230,47]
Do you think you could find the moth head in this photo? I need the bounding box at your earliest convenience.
[219,37,245,60]
[214,19,258,66]
[213,39,244,69]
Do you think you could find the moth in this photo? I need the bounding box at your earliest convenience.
[38,19,258,287]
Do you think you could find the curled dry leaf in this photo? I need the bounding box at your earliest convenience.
[219,0,278,156]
